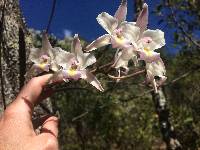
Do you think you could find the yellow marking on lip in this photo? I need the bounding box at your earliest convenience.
[38,63,48,70]
[115,35,125,45]
[144,47,152,56]
[67,69,77,76]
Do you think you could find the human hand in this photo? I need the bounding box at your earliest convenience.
[0,75,59,150]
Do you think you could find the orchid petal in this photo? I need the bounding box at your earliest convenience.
[157,76,167,86]
[50,47,72,71]
[146,70,154,81]
[48,70,65,83]
[113,50,128,69]
[26,65,43,79]
[120,22,140,44]
[121,46,137,60]
[71,34,83,54]
[142,29,165,50]
[53,47,75,69]
[113,46,136,69]
[136,3,148,34]
[114,56,129,69]
[110,35,130,49]
[29,48,43,64]
[50,60,59,72]
[86,34,111,51]
[146,58,166,91]
[81,53,96,69]
[81,70,104,92]
[27,62,51,79]
[152,79,158,93]
[72,35,96,69]
[146,58,166,77]
[42,33,52,51]
[146,70,158,93]
[114,0,127,23]
[97,12,118,34]
[71,34,85,65]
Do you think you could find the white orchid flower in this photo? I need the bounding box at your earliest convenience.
[28,33,68,75]
[52,34,104,92]
[85,0,140,75]
[132,3,165,63]
[110,21,143,78]
[112,23,141,69]
[112,45,137,74]
[86,0,140,51]
[114,3,165,74]
[146,58,167,93]
[114,3,165,66]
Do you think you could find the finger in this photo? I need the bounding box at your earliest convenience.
[34,116,59,150]
[32,115,52,130]
[40,116,59,138]
[16,74,53,105]
[5,74,53,121]
[35,135,59,150]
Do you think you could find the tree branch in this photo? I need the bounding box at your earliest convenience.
[108,69,145,80]
[169,5,200,49]
[46,0,57,33]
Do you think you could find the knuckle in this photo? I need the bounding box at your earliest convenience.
[48,116,58,122]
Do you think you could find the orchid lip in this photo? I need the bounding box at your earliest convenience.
[62,69,81,81]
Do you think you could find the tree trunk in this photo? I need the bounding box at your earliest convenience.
[0,0,28,113]
[151,88,182,150]
[0,0,53,118]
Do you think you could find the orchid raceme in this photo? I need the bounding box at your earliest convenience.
[146,58,167,93]
[28,33,68,76]
[136,3,166,92]
[26,2,167,93]
[51,34,104,92]
[86,0,140,51]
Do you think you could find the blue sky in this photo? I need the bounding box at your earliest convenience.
[19,0,175,53]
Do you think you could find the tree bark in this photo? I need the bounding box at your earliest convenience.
[0,0,29,113]
[0,0,53,118]
[151,88,182,150]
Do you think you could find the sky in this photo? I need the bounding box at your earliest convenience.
[19,0,175,53]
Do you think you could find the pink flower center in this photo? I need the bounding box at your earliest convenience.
[40,54,50,63]
[114,28,123,38]
[142,37,153,44]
